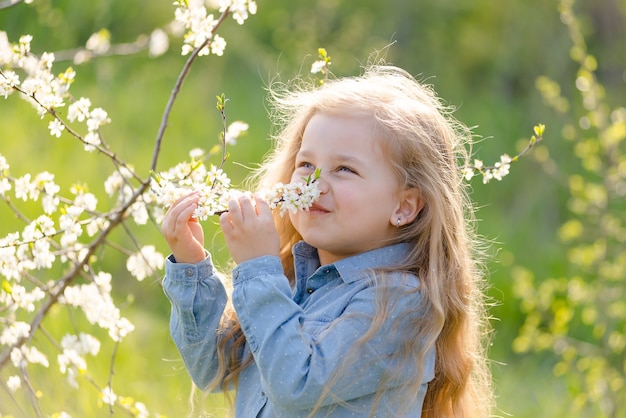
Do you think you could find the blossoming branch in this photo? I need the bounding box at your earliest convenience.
[151,150,321,220]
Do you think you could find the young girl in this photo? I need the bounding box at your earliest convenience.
[161,65,493,417]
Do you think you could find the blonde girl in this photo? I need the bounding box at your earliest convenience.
[161,64,493,417]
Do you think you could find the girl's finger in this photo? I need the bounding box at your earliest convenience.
[175,199,198,225]
[238,194,256,217]
[171,191,200,208]
[227,198,243,225]
[253,193,271,216]
[219,211,233,232]
[162,193,199,234]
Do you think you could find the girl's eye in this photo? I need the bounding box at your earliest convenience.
[338,166,356,174]
[297,162,315,170]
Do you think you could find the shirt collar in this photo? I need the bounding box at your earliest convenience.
[292,241,412,284]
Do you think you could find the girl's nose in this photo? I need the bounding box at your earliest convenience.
[315,174,329,194]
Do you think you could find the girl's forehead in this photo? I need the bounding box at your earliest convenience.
[299,113,392,151]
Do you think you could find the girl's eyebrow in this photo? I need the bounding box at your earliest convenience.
[334,153,366,165]
[296,150,366,166]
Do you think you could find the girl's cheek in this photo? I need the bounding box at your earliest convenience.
[288,211,300,226]
[291,168,307,180]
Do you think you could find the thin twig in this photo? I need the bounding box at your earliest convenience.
[149,6,231,173]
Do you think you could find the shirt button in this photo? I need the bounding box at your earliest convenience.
[184,268,194,277]
[323,268,331,274]
[307,288,314,294]
[261,391,266,397]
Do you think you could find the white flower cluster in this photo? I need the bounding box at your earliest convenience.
[173,0,256,56]
[7,375,21,393]
[103,165,153,225]
[224,120,249,145]
[0,321,31,346]
[0,151,166,379]
[60,274,135,342]
[0,32,111,150]
[10,345,49,369]
[462,154,513,184]
[57,333,101,387]
[0,163,114,277]
[217,0,258,25]
[150,152,234,221]
[126,245,165,282]
[260,178,322,217]
[151,149,321,221]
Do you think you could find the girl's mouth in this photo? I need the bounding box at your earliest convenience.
[308,203,329,213]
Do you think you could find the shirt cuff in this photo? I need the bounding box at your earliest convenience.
[165,251,214,282]
[232,255,284,283]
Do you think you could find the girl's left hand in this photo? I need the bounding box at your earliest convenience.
[219,193,280,264]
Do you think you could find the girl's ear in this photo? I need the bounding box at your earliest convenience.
[390,188,424,227]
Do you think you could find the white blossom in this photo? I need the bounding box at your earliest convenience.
[149,29,170,58]
[7,375,21,393]
[130,200,149,225]
[11,345,49,368]
[260,178,322,216]
[0,69,19,98]
[126,246,165,281]
[0,232,20,280]
[32,171,60,202]
[72,190,98,212]
[93,271,112,293]
[0,153,9,171]
[58,333,101,387]
[59,212,83,247]
[85,30,110,55]
[104,166,134,197]
[461,166,475,181]
[189,147,205,160]
[210,34,227,56]
[310,60,326,74]
[101,386,117,406]
[224,121,248,145]
[134,402,149,418]
[482,170,494,184]
[86,217,109,237]
[14,173,33,201]
[0,321,31,345]
[493,154,512,181]
[1,284,46,312]
[86,107,110,132]
[67,97,91,122]
[0,177,11,195]
[83,131,101,152]
[173,0,253,57]
[33,238,55,269]
[215,0,257,24]
[60,281,135,342]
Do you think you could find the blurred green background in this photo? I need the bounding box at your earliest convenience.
[1,0,624,416]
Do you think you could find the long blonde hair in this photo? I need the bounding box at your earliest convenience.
[215,65,493,417]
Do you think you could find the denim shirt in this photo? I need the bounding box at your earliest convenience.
[163,241,435,417]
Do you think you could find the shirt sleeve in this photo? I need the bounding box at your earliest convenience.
[231,255,432,411]
[162,253,229,391]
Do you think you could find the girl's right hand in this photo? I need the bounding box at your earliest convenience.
[161,192,206,264]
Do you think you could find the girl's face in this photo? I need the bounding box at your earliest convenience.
[289,113,407,265]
